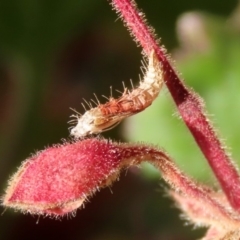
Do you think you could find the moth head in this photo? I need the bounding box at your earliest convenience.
[70,108,124,138]
[70,110,100,138]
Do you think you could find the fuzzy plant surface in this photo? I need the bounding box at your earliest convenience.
[2,0,240,239]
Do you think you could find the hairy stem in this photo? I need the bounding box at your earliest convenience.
[121,144,239,228]
[110,0,240,211]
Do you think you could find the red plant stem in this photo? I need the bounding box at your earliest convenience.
[122,145,239,227]
[110,0,240,211]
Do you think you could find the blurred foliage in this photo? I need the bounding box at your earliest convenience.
[0,0,239,240]
[124,8,240,184]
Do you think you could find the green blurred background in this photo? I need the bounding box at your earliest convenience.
[0,0,240,239]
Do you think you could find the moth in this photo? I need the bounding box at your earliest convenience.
[69,50,163,138]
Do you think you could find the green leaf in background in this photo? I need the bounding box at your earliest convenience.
[123,7,240,183]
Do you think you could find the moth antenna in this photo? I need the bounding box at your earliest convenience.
[110,86,113,98]
[90,98,98,106]
[68,122,77,127]
[115,89,122,94]
[82,98,92,109]
[93,93,101,105]
[102,95,110,101]
[115,87,124,95]
[129,79,134,90]
[68,117,77,122]
[69,114,76,118]
[81,102,87,112]
[69,107,80,115]
[68,118,78,124]
[122,81,126,91]
[68,121,77,126]
[115,86,128,96]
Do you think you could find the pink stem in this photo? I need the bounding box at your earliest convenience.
[110,0,240,211]
[121,145,239,227]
